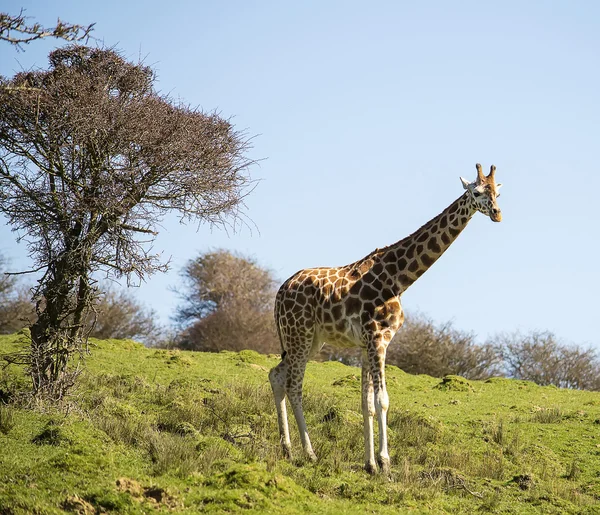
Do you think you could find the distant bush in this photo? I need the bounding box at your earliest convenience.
[88,285,162,345]
[387,314,501,380]
[173,250,279,354]
[319,313,502,380]
[0,254,35,334]
[491,330,600,391]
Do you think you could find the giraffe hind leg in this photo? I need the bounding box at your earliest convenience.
[285,345,317,462]
[269,356,292,458]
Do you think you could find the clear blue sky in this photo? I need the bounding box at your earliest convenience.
[1,1,599,346]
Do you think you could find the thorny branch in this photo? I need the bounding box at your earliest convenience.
[0,10,94,50]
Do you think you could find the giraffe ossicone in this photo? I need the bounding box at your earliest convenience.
[269,163,502,475]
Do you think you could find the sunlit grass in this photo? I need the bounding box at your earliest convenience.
[0,334,599,513]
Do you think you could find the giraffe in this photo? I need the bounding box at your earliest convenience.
[269,163,502,475]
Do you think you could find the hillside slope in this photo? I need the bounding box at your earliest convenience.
[1,334,599,514]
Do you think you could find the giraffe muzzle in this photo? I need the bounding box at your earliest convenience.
[490,209,502,222]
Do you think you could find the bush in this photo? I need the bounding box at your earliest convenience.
[319,313,501,380]
[88,285,162,345]
[173,250,279,354]
[491,330,600,390]
[387,314,501,380]
[0,254,35,334]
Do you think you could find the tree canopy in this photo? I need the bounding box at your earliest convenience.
[0,46,255,397]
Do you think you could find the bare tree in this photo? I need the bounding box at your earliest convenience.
[492,330,600,390]
[0,10,93,49]
[0,46,254,398]
[88,284,161,345]
[174,249,279,353]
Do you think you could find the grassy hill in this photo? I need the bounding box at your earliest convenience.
[1,333,599,514]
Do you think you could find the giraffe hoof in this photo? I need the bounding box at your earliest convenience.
[282,445,292,460]
[308,452,317,463]
[365,462,378,475]
[377,457,391,476]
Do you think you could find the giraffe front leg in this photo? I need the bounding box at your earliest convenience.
[269,360,292,459]
[361,351,377,474]
[370,343,391,476]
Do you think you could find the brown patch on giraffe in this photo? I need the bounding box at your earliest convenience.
[427,237,441,253]
[415,268,425,278]
[406,244,416,259]
[387,263,398,275]
[349,268,361,280]
[361,284,379,301]
[460,216,468,225]
[439,216,448,229]
[416,244,424,254]
[397,257,407,270]
[373,303,388,320]
[421,254,435,267]
[349,281,362,295]
[296,292,307,305]
[398,274,411,287]
[322,282,334,298]
[283,298,296,311]
[332,304,343,319]
[417,231,429,243]
[362,300,375,312]
[373,263,383,275]
[387,298,400,311]
[345,296,362,315]
[382,252,397,264]
[335,320,346,332]
[441,232,450,245]
[362,272,377,284]
[408,260,419,273]
[371,278,383,291]
[447,201,460,214]
[449,227,460,237]
[359,259,374,274]
[380,288,397,302]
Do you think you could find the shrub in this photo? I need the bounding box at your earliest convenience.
[174,250,279,354]
[491,331,600,390]
[319,313,502,380]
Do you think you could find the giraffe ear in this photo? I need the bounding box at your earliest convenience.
[460,177,472,190]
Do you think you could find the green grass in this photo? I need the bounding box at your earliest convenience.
[1,335,600,513]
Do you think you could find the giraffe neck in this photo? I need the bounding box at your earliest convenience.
[378,192,476,292]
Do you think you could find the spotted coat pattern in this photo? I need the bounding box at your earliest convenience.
[269,164,502,474]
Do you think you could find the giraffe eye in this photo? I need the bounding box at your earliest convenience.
[472,191,482,197]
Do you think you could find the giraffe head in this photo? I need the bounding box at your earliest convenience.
[460,163,502,222]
